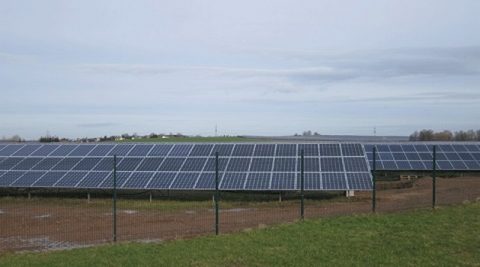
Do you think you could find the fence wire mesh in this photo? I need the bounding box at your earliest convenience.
[1,174,479,254]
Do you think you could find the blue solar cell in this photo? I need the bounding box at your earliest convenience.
[93,157,115,171]
[435,153,448,160]
[409,161,427,170]
[439,145,454,152]
[322,173,346,190]
[404,153,421,161]
[12,158,43,170]
[401,145,416,152]
[226,158,251,172]
[273,158,296,172]
[148,144,173,156]
[319,144,341,156]
[32,171,67,187]
[297,158,320,172]
[392,153,407,161]
[275,144,296,156]
[0,145,25,156]
[99,172,131,188]
[271,173,296,190]
[12,145,41,156]
[304,173,322,190]
[245,173,271,190]
[11,171,46,187]
[117,158,143,171]
[472,153,480,161]
[464,161,480,169]
[108,145,134,156]
[194,172,215,189]
[379,153,394,160]
[381,161,397,170]
[158,158,186,171]
[450,161,467,170]
[389,145,403,152]
[122,172,154,189]
[52,158,82,171]
[436,161,453,170]
[346,173,372,190]
[298,144,318,156]
[31,145,60,156]
[210,144,234,157]
[171,172,200,189]
[457,153,474,161]
[320,158,343,172]
[0,171,26,186]
[341,144,364,156]
[54,172,88,187]
[127,145,154,156]
[89,145,115,156]
[76,171,110,188]
[231,144,254,156]
[376,145,390,152]
[136,157,164,171]
[50,145,78,156]
[69,145,96,156]
[32,158,63,170]
[250,158,273,171]
[220,173,246,189]
[253,144,275,156]
[203,158,228,172]
[396,161,412,170]
[189,144,214,156]
[146,172,176,189]
[73,158,103,170]
[363,144,374,153]
[415,145,431,152]
[181,158,207,171]
[444,153,461,161]
[0,158,26,170]
[423,161,433,169]
[343,158,369,172]
[465,145,480,152]
[452,144,468,152]
[418,153,433,161]
[169,144,193,156]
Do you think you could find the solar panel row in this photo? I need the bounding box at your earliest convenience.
[364,143,480,171]
[0,143,371,191]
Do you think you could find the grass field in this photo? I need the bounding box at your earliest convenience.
[117,136,257,143]
[1,203,479,267]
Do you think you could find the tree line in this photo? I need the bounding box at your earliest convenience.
[409,129,480,141]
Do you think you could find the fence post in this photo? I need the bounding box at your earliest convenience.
[432,145,436,209]
[215,152,219,235]
[113,155,117,242]
[372,146,376,213]
[300,149,305,220]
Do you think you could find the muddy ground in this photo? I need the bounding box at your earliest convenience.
[1,176,479,253]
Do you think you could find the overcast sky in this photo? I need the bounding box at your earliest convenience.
[1,0,479,139]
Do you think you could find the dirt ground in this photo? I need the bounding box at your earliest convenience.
[1,176,479,253]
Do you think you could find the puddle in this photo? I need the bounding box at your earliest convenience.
[0,209,4,215]
[122,210,138,215]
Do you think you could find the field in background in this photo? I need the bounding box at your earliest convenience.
[1,203,479,266]
[117,136,258,143]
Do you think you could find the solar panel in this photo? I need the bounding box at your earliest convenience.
[0,143,373,191]
[365,143,480,171]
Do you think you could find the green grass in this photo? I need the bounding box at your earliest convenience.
[2,203,479,266]
[117,136,256,143]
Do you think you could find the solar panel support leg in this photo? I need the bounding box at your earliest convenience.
[149,192,153,203]
[87,193,90,203]
[27,191,31,200]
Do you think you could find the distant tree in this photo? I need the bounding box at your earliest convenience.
[434,130,453,141]
[418,129,434,141]
[313,132,320,136]
[409,131,420,141]
[39,136,60,142]
[302,130,312,136]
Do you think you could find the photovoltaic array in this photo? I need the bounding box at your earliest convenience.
[0,143,372,191]
[364,143,480,171]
